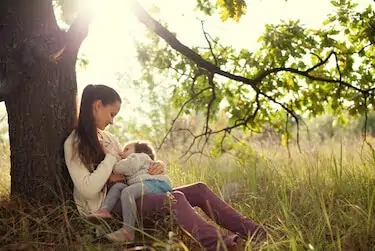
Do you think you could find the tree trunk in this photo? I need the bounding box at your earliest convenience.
[0,1,88,204]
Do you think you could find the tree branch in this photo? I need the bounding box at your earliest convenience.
[131,0,375,98]
[252,51,365,93]
[130,0,257,88]
[200,20,218,65]
[205,73,216,135]
[285,113,291,159]
[131,0,374,156]
[243,92,260,125]
[50,9,92,63]
[157,87,210,151]
[136,1,373,95]
[197,130,210,157]
[362,93,369,141]
[178,123,243,157]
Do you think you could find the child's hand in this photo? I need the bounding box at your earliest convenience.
[148,160,166,175]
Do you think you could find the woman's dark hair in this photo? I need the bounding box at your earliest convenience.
[134,141,156,161]
[75,84,121,170]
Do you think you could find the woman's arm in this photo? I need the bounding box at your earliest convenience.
[64,140,117,199]
[113,154,141,176]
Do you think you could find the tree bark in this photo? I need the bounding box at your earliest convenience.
[0,1,88,204]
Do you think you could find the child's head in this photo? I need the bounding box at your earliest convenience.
[121,141,156,160]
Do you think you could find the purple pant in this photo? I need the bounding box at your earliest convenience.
[110,182,265,250]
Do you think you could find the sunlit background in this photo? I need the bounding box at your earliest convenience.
[76,0,338,121]
[1,3,375,249]
[0,0,373,128]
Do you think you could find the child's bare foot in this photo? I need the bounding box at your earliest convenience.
[86,210,113,224]
[105,228,135,243]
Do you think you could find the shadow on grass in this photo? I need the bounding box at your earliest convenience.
[0,196,202,251]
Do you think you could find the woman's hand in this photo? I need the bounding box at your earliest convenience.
[148,160,166,175]
[104,143,121,161]
[108,173,125,183]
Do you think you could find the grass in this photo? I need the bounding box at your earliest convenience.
[0,142,10,197]
[1,137,375,250]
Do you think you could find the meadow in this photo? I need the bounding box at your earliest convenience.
[0,136,374,250]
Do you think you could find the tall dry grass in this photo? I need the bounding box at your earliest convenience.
[0,137,374,250]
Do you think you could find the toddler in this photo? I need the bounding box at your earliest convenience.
[87,141,172,242]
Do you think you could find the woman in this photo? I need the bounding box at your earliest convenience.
[64,84,266,251]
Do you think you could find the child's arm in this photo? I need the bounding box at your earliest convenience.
[113,154,141,176]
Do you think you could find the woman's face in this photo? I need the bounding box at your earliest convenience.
[93,100,121,130]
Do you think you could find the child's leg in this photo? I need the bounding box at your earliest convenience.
[105,183,151,242]
[100,183,127,211]
[120,182,152,234]
[87,183,128,224]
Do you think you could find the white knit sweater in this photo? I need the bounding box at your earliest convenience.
[64,130,121,216]
[114,153,171,186]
